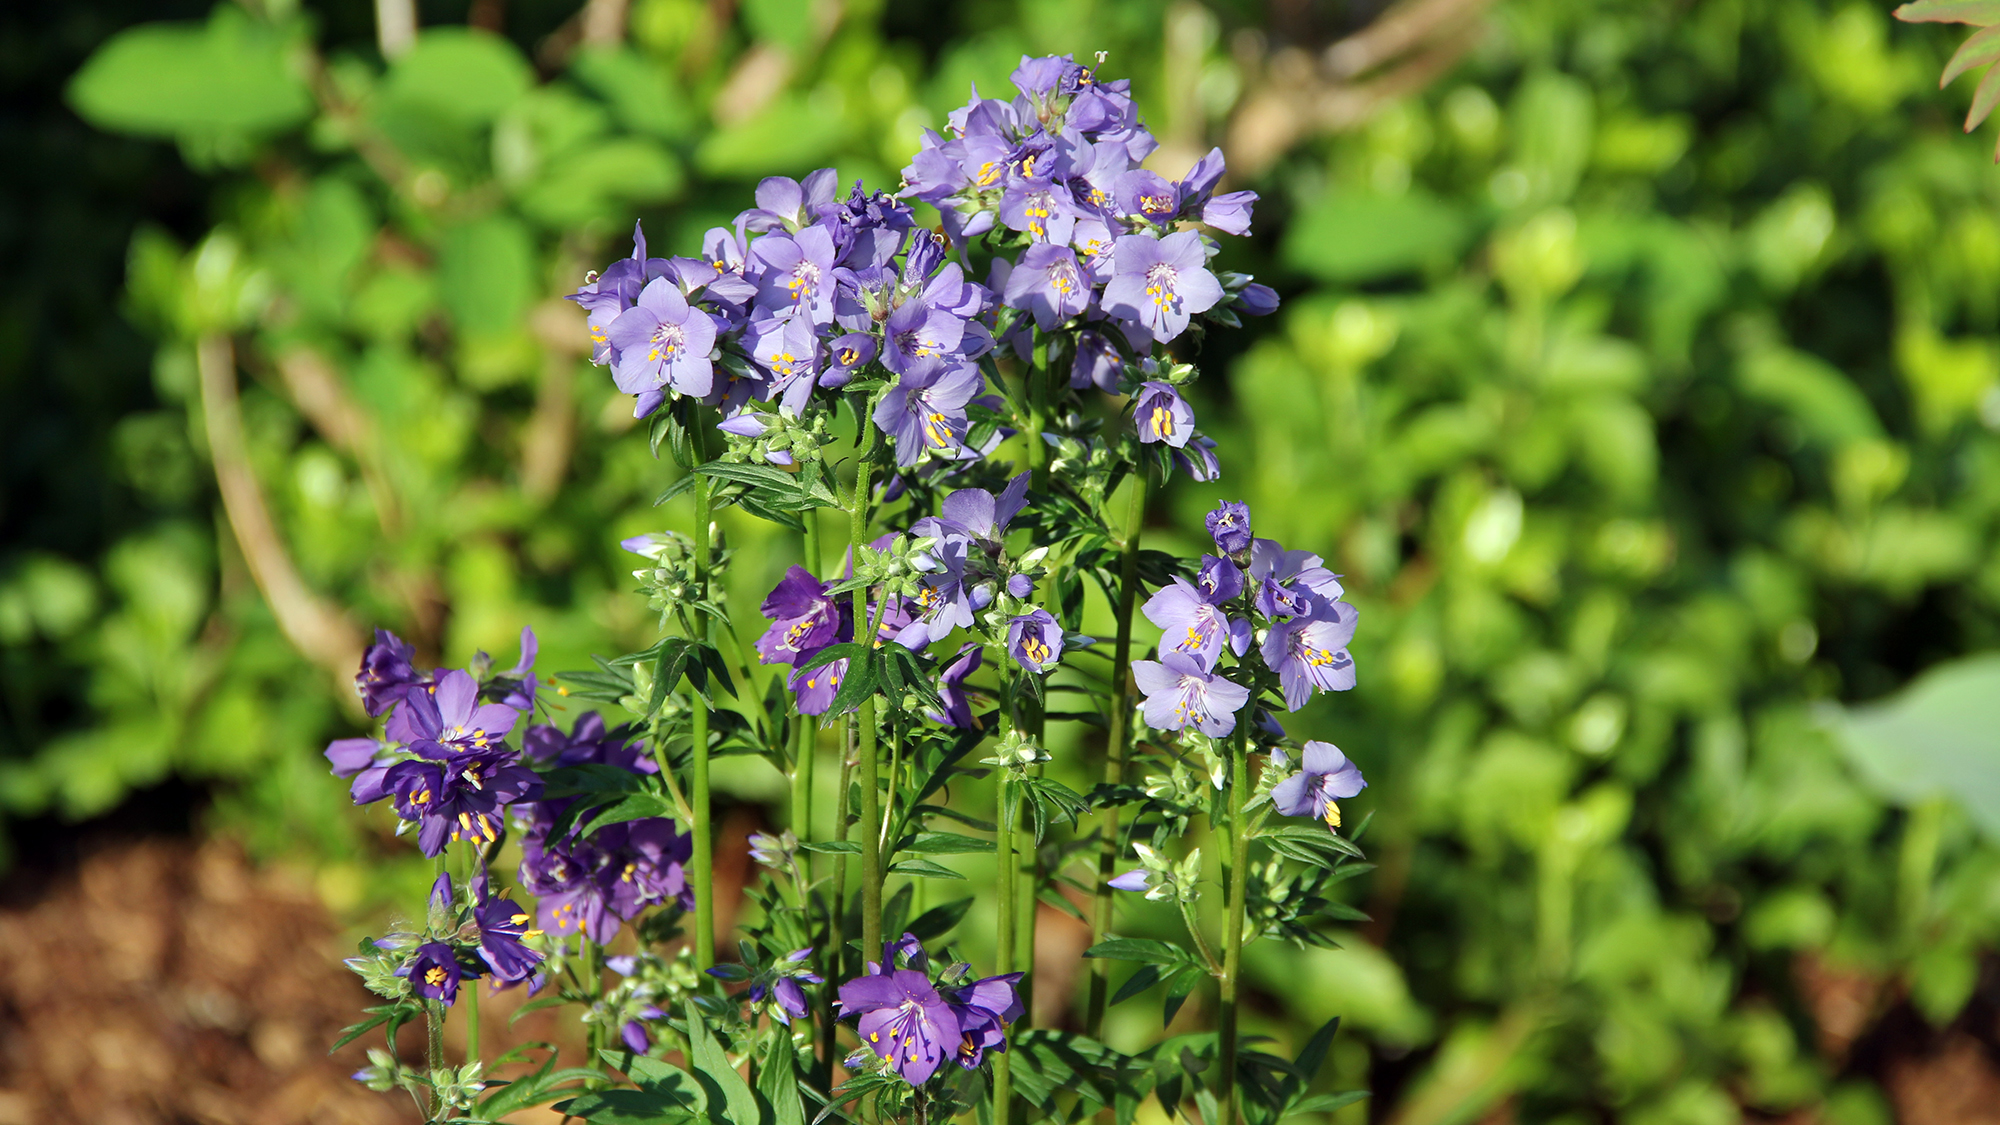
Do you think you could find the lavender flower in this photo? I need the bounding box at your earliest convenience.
[608,278,718,403]
[1131,652,1251,737]
[400,669,520,757]
[756,566,848,666]
[1260,602,1360,712]
[750,948,822,1026]
[1142,578,1247,666]
[875,364,984,466]
[1271,740,1367,829]
[752,226,841,325]
[1071,328,1125,393]
[1102,231,1222,342]
[1196,554,1244,604]
[1175,434,1221,482]
[839,969,959,1085]
[1107,869,1150,892]
[1006,609,1064,673]
[1002,242,1089,329]
[1133,381,1195,448]
[1248,538,1347,620]
[932,642,985,729]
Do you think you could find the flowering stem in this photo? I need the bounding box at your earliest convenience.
[690,415,717,972]
[465,979,480,1068]
[1216,717,1251,1124]
[794,511,822,852]
[822,722,855,1090]
[1085,461,1149,1037]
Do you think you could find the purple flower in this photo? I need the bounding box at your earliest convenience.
[405,941,471,1004]
[1003,243,1089,330]
[838,969,959,1085]
[1248,538,1347,619]
[608,278,719,403]
[1207,501,1253,556]
[1142,578,1247,666]
[517,815,693,943]
[1260,602,1360,712]
[1007,609,1064,673]
[942,971,1023,1070]
[824,332,878,387]
[882,295,968,377]
[1133,381,1195,448]
[750,948,822,1026]
[523,711,656,775]
[1175,435,1221,482]
[757,565,848,666]
[789,658,849,716]
[1106,869,1150,892]
[1102,231,1222,342]
[752,226,840,325]
[746,314,821,415]
[384,752,540,856]
[621,1020,652,1054]
[1196,554,1244,603]
[1113,169,1181,225]
[999,180,1079,245]
[1202,190,1258,236]
[472,879,546,984]
[743,169,840,232]
[1131,652,1252,737]
[325,737,383,778]
[916,472,1031,545]
[1237,283,1280,316]
[403,669,520,758]
[874,364,984,467]
[1069,329,1123,394]
[931,643,984,729]
[356,629,425,716]
[1272,740,1367,829]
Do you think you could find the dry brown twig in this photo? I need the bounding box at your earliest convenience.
[1227,0,1492,175]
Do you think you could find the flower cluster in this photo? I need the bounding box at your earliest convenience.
[515,717,693,945]
[836,933,1022,1086]
[1131,501,1358,738]
[344,871,546,1008]
[904,54,1275,380]
[327,629,544,856]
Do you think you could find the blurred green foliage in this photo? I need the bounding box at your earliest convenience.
[7,0,2000,1121]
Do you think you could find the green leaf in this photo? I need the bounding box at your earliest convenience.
[579,792,677,836]
[684,999,765,1125]
[384,28,533,125]
[625,1056,708,1113]
[1162,965,1207,1025]
[1942,23,2000,85]
[885,858,967,880]
[757,1023,807,1125]
[897,831,993,855]
[799,839,861,854]
[556,1090,701,1124]
[1895,0,2000,24]
[67,8,311,141]
[1084,938,1197,966]
[1110,963,1163,1005]
[1282,190,1474,283]
[1288,1091,1370,1115]
[439,216,535,338]
[905,896,973,941]
[1821,654,2000,841]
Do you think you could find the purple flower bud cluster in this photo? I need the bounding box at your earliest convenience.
[327,629,544,856]
[1132,501,1359,737]
[836,933,1022,1086]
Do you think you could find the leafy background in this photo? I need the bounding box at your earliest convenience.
[5,0,2000,1122]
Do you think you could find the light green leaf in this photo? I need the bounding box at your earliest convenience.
[67,8,310,140]
[384,28,532,125]
[1820,654,2000,841]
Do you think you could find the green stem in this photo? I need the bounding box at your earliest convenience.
[580,938,603,1064]
[1216,718,1251,1125]
[993,768,1017,1125]
[1085,462,1149,1036]
[427,999,446,1117]
[1177,895,1222,976]
[465,979,480,1069]
[823,724,855,1090]
[847,405,884,963]
[691,421,716,970]
[795,511,823,848]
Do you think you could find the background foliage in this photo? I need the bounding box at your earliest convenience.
[6,0,2000,1121]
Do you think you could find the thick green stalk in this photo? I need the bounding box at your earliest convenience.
[1216,719,1251,1124]
[465,979,480,1068]
[1084,464,1148,1035]
[993,768,1017,1125]
[690,415,716,971]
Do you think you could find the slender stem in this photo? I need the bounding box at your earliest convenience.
[465,980,480,1069]
[847,407,884,963]
[880,721,902,854]
[690,412,717,971]
[1085,462,1149,1036]
[1017,772,1039,1029]
[993,768,1017,1125]
[427,999,446,1116]
[1216,718,1251,1125]
[823,725,855,1090]
[796,510,823,850]
[1177,896,1222,976]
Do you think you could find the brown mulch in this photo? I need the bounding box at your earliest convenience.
[0,837,408,1125]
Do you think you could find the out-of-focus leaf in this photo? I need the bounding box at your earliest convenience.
[67,8,310,140]
[1820,654,2000,841]
[1281,191,1473,282]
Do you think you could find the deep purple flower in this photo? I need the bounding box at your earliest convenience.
[325,737,383,778]
[875,364,984,467]
[1142,578,1247,666]
[356,629,425,716]
[1102,231,1222,342]
[405,941,471,1004]
[757,566,848,666]
[1003,243,1089,329]
[522,711,656,775]
[472,878,546,984]
[402,669,520,758]
[789,658,849,716]
[1260,602,1360,712]
[384,752,540,856]
[1272,740,1367,828]
[942,971,1023,1070]
[931,642,984,728]
[1131,652,1251,737]
[882,296,968,377]
[621,1020,652,1054]
[839,969,959,1085]
[1007,609,1064,673]
[608,278,718,402]
[751,948,822,1026]
[1133,381,1195,448]
[1207,502,1253,556]
[517,815,692,943]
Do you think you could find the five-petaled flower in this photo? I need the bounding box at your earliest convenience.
[1272,741,1368,829]
[1132,652,1252,737]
